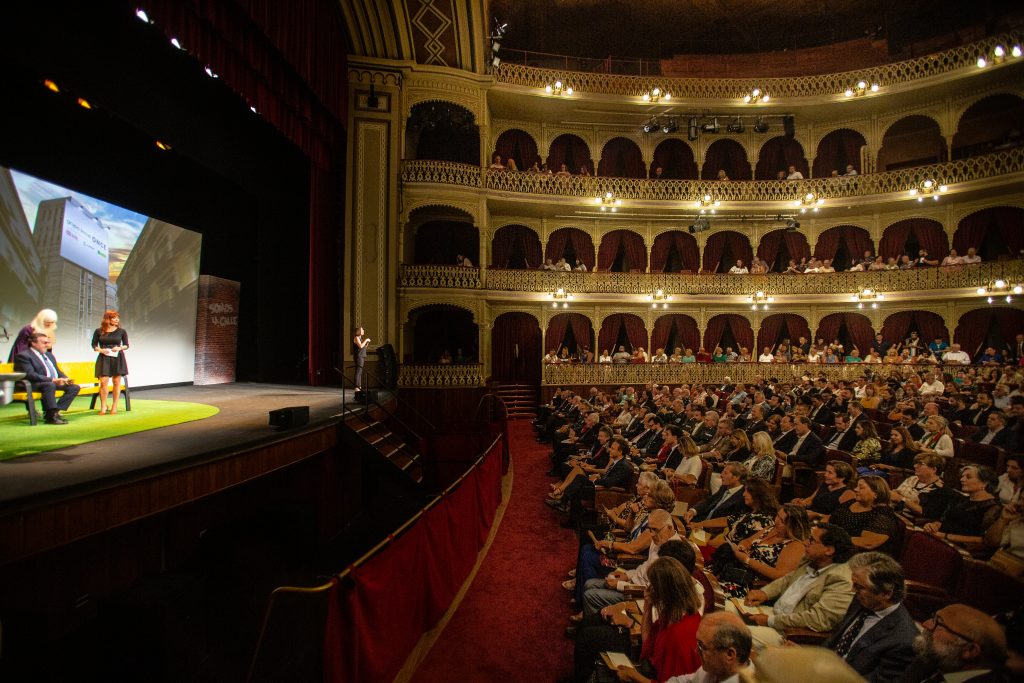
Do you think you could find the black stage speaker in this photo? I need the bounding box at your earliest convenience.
[377,343,397,389]
[783,115,795,139]
[269,405,309,428]
[356,390,379,403]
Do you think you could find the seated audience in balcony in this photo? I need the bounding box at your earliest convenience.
[506,158,518,171]
[942,343,972,365]
[598,349,613,363]
[579,346,594,364]
[786,165,804,180]
[696,347,713,363]
[775,170,786,180]
[884,256,900,270]
[555,257,572,271]
[651,347,668,363]
[823,347,840,364]
[806,345,822,363]
[817,258,836,273]
[827,475,901,556]
[792,461,857,518]
[712,346,728,363]
[863,348,883,363]
[783,259,801,274]
[915,249,939,267]
[717,169,730,181]
[578,164,589,176]
[844,348,863,363]
[758,347,775,363]
[750,257,769,274]
[923,465,1001,546]
[573,258,588,271]
[899,254,915,269]
[555,163,572,177]
[738,347,752,362]
[941,248,962,266]
[488,154,505,169]
[867,256,887,271]
[651,166,664,179]
[540,163,553,175]
[559,346,572,362]
[680,348,696,363]
[928,336,949,355]
[632,347,649,363]
[961,246,982,263]
[528,161,540,173]
[844,164,858,176]
[612,345,632,364]
[542,258,556,270]
[544,348,561,364]
[725,346,740,362]
[917,415,955,458]
[980,347,1005,365]
[729,259,749,274]
[830,169,840,178]
[455,253,473,267]
[438,349,453,364]
[668,347,683,363]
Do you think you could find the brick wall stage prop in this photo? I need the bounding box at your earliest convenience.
[194,275,240,385]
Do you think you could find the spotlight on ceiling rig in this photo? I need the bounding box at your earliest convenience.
[661,118,678,134]
[701,117,720,133]
[727,117,744,133]
[753,116,769,134]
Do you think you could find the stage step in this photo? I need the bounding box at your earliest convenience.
[493,382,539,421]
[343,413,424,484]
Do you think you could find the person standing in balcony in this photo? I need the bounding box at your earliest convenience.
[455,253,473,267]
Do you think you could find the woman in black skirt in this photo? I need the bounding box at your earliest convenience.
[92,310,129,414]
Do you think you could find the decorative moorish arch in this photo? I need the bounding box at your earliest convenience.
[812,128,868,177]
[403,204,479,264]
[597,136,646,178]
[492,128,541,170]
[703,314,754,355]
[755,136,809,180]
[490,224,544,269]
[701,138,752,180]
[491,311,543,383]
[650,138,698,179]
[880,310,949,345]
[597,313,649,355]
[596,229,648,271]
[876,114,945,171]
[546,133,595,175]
[953,206,1024,260]
[951,92,1024,159]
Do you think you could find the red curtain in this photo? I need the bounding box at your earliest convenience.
[546,313,593,353]
[598,138,645,178]
[704,314,754,354]
[881,311,949,346]
[545,228,595,269]
[323,439,504,683]
[570,314,594,353]
[491,313,542,382]
[816,313,875,352]
[146,0,344,170]
[546,134,593,174]
[491,225,542,268]
[757,230,811,270]
[701,139,751,180]
[953,207,1024,256]
[879,219,948,260]
[703,231,754,272]
[598,314,648,353]
[756,314,811,351]
[597,230,648,271]
[755,137,809,179]
[955,308,1024,359]
[813,129,866,177]
[651,315,700,354]
[814,225,874,261]
[493,129,540,170]
[650,139,698,179]
[650,231,700,272]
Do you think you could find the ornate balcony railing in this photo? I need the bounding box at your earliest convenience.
[543,362,970,387]
[400,260,1024,296]
[398,363,485,388]
[493,32,1024,99]
[401,148,1024,203]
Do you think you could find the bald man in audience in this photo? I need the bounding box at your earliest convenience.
[901,604,1010,682]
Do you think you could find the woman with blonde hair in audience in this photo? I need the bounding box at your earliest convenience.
[666,433,702,485]
[717,503,811,597]
[614,557,703,683]
[918,414,954,459]
[859,384,880,409]
[744,431,780,481]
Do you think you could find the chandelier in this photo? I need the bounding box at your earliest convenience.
[694,194,721,214]
[843,80,879,97]
[742,87,769,104]
[548,288,573,308]
[642,87,670,103]
[746,291,774,310]
[647,290,672,309]
[851,288,884,309]
[595,192,622,212]
[792,192,824,213]
[908,179,948,202]
[977,278,1023,304]
[544,80,573,96]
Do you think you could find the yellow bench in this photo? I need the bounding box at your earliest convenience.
[0,361,131,425]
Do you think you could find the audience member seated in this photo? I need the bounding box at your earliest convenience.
[573,258,588,271]
[792,461,857,519]
[942,343,973,365]
[823,551,918,682]
[728,260,749,275]
[984,499,1024,578]
[613,346,632,364]
[915,249,940,266]
[742,431,779,481]
[717,170,730,181]
[942,249,963,266]
[725,522,855,649]
[922,464,1002,547]
[695,347,713,363]
[901,605,1009,683]
[973,412,1017,451]
[997,454,1022,506]
[684,463,749,524]
[917,415,955,458]
[651,348,669,364]
[714,503,811,599]
[961,246,982,264]
[786,165,804,180]
[826,475,901,556]
[692,478,778,546]
[750,258,769,274]
[850,420,882,472]
[488,153,505,169]
[890,452,950,520]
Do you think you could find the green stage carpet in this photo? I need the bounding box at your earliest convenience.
[0,397,220,461]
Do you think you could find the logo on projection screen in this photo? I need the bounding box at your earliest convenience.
[59,197,109,278]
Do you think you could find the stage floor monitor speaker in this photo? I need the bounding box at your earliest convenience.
[269,405,309,428]
[356,390,378,403]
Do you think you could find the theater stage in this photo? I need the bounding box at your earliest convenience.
[0,383,384,511]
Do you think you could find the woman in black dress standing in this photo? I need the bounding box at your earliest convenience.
[353,326,370,397]
[92,310,129,414]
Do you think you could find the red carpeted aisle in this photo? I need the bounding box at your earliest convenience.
[410,421,577,683]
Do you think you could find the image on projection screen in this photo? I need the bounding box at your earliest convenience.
[0,166,202,387]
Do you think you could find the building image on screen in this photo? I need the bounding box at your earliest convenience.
[0,166,202,387]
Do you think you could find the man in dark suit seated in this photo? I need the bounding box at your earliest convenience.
[13,332,80,424]
[772,414,798,453]
[810,389,836,427]
[782,416,825,467]
[825,551,917,682]
[684,462,749,524]
[971,412,1017,451]
[550,436,634,526]
[825,413,859,452]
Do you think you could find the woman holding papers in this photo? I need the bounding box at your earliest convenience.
[92,310,129,415]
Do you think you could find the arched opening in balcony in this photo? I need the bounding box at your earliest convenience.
[493,128,541,170]
[650,231,700,273]
[755,136,809,180]
[547,134,594,175]
[545,227,595,270]
[492,312,542,383]
[757,314,810,353]
[815,313,874,355]
[814,225,873,271]
[411,209,479,266]
[881,311,949,350]
[757,229,811,272]
[650,139,698,179]
[546,313,594,358]
[877,115,944,171]
[954,207,1024,261]
[651,314,700,357]
[405,101,480,164]
[704,314,754,357]
[701,139,751,180]
[599,314,649,357]
[491,224,543,269]
[879,218,948,263]
[598,137,645,178]
[407,305,478,363]
[813,128,867,177]
[597,229,647,272]
[952,93,1024,160]
[955,308,1024,363]
[703,230,753,274]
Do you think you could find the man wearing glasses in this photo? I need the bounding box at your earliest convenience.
[902,604,1009,682]
[663,612,754,683]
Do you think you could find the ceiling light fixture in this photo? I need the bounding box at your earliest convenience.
[908,179,948,201]
[743,88,769,104]
[694,194,721,214]
[746,291,774,310]
[647,290,672,309]
[701,117,720,133]
[544,80,573,96]
[642,87,670,103]
[726,117,744,133]
[548,287,572,308]
[594,191,622,212]
[661,118,678,134]
[792,193,824,213]
[843,79,879,97]
[851,287,884,309]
